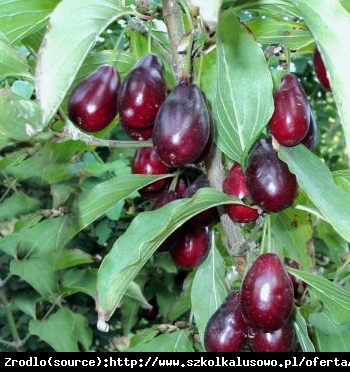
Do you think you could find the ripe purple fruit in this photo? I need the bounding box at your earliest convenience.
[245,137,298,213]
[301,111,317,150]
[204,291,248,352]
[249,320,294,352]
[313,46,331,91]
[240,253,294,332]
[268,73,310,147]
[152,81,211,167]
[131,147,173,198]
[223,162,259,223]
[170,223,210,268]
[120,120,153,140]
[118,54,167,128]
[68,64,120,132]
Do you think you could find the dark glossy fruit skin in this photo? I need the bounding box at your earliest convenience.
[152,82,211,167]
[120,120,153,140]
[223,162,259,223]
[313,46,331,91]
[285,260,306,299]
[131,147,172,198]
[151,190,184,251]
[301,111,317,150]
[195,112,215,163]
[245,137,298,213]
[240,253,294,332]
[118,54,166,128]
[170,223,210,268]
[204,291,248,352]
[68,64,120,132]
[268,73,310,147]
[249,320,294,352]
[183,174,219,227]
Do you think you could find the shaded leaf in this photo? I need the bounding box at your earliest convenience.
[60,268,97,298]
[13,293,41,319]
[191,236,228,345]
[29,308,92,352]
[0,87,43,141]
[213,9,274,162]
[0,192,41,222]
[0,38,32,80]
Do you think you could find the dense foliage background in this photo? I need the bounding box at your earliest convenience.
[0,0,350,352]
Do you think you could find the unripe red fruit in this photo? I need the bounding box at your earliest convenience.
[223,162,259,223]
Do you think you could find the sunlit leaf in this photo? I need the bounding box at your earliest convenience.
[293,306,315,352]
[213,9,274,162]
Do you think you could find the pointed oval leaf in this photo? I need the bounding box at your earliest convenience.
[35,0,122,126]
[293,306,315,352]
[0,0,60,43]
[279,145,350,243]
[213,10,274,161]
[191,237,228,345]
[96,188,241,329]
[288,267,350,324]
[29,308,92,352]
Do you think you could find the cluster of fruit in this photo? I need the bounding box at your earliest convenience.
[204,253,295,352]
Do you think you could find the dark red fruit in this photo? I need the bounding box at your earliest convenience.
[204,291,248,352]
[151,190,184,251]
[240,253,294,332]
[249,320,294,352]
[174,175,189,198]
[152,81,211,167]
[268,73,310,146]
[245,137,298,213]
[141,297,159,321]
[120,120,153,140]
[301,111,317,150]
[170,223,210,268]
[313,46,331,91]
[68,64,120,132]
[118,54,166,128]
[131,147,172,198]
[223,162,259,223]
[183,174,219,227]
[195,112,215,163]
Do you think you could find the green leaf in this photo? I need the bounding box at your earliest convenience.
[0,0,60,43]
[35,0,122,126]
[60,268,97,298]
[29,308,92,352]
[279,145,350,243]
[10,257,58,297]
[289,0,350,159]
[288,267,350,324]
[246,18,312,50]
[293,306,315,352]
[96,188,240,329]
[309,310,350,352]
[271,207,313,269]
[191,237,228,345]
[0,87,43,141]
[13,293,41,319]
[125,281,152,310]
[213,9,274,162]
[0,192,41,222]
[54,248,96,270]
[0,38,32,80]
[125,329,194,352]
